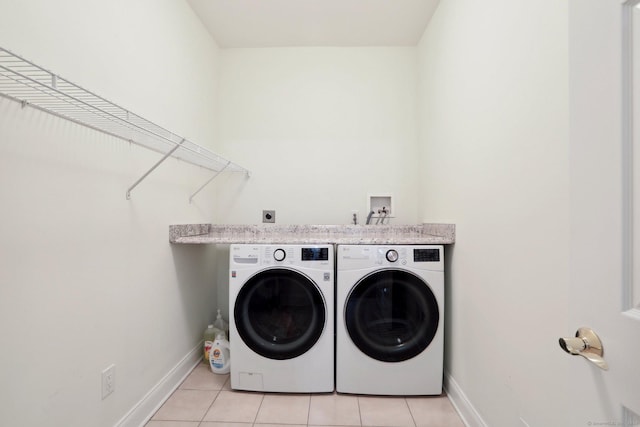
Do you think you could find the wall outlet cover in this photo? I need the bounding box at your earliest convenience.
[102,364,115,400]
[262,210,276,223]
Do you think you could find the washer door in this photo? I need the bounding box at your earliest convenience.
[344,269,439,362]
[234,268,326,360]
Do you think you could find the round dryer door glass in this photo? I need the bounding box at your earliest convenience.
[234,268,326,360]
[344,269,439,362]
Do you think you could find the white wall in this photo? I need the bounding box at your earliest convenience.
[0,1,225,426]
[416,1,571,426]
[213,47,420,225]
[0,1,576,426]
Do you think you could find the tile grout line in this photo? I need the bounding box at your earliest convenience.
[198,386,221,424]
[252,392,266,426]
[198,371,226,426]
[404,397,418,427]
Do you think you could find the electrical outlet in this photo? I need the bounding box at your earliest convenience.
[101,364,115,399]
[262,210,276,223]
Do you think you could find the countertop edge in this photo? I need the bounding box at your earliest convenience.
[169,223,455,245]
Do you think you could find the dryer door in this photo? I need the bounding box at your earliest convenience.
[234,268,326,360]
[344,269,439,362]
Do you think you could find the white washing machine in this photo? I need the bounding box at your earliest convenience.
[229,244,334,393]
[336,244,444,395]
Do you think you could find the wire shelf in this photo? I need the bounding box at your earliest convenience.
[0,47,249,199]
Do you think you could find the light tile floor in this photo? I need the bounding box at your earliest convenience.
[146,362,465,427]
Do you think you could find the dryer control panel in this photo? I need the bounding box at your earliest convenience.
[338,245,444,271]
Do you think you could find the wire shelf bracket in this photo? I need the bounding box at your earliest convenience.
[126,138,186,200]
[0,46,250,201]
[190,161,231,204]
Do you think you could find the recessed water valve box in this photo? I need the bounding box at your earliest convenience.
[369,195,392,217]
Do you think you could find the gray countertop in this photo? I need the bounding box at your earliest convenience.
[169,223,455,245]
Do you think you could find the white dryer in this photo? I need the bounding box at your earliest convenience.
[336,244,444,395]
[229,244,334,393]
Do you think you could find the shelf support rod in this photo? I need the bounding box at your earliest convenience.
[189,161,231,204]
[126,139,185,200]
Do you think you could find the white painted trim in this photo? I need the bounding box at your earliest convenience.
[621,0,637,312]
[444,371,488,427]
[114,342,203,427]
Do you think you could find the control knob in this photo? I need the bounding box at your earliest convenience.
[273,248,286,262]
[386,249,399,262]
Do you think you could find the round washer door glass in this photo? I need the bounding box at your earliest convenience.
[234,268,326,360]
[345,269,439,362]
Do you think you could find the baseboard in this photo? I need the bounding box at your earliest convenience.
[115,342,203,427]
[444,371,488,427]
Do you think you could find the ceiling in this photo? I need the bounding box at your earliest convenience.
[186,0,441,48]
